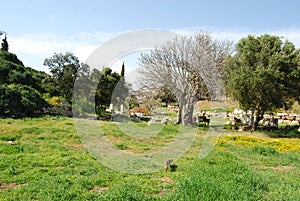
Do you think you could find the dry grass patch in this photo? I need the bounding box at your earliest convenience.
[256,165,296,171]
[158,176,174,184]
[0,183,28,190]
[66,143,85,150]
[90,186,109,193]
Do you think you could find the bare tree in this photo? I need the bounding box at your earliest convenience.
[191,32,232,100]
[138,31,232,125]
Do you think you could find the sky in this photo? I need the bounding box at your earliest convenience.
[1,0,300,74]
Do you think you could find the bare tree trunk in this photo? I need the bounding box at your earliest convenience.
[182,94,196,125]
[183,102,194,125]
[176,101,183,124]
[252,110,264,130]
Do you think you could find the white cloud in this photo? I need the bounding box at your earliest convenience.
[73,45,98,63]
[271,28,300,47]
[8,32,118,72]
[6,27,300,73]
[173,26,300,47]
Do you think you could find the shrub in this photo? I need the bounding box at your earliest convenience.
[0,84,47,118]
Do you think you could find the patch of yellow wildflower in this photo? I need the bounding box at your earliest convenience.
[218,135,300,152]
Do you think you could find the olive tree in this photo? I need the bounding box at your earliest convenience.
[226,34,300,130]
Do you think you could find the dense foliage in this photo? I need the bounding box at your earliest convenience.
[226,34,300,129]
[0,49,48,117]
[43,52,82,104]
[0,84,47,118]
[1,34,8,51]
[0,35,126,118]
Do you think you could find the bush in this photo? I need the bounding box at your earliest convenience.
[0,84,47,118]
[0,50,24,66]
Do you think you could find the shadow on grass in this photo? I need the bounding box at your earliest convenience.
[257,126,300,139]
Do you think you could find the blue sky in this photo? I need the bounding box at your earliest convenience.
[1,0,300,72]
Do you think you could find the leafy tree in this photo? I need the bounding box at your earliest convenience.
[0,84,47,118]
[0,85,22,117]
[0,51,47,92]
[25,67,49,93]
[94,68,122,114]
[1,35,9,51]
[0,60,10,84]
[126,95,139,109]
[225,34,300,130]
[0,58,25,85]
[43,52,81,104]
[0,49,24,66]
[111,62,129,108]
[121,62,125,79]
[0,41,49,118]
[154,86,177,106]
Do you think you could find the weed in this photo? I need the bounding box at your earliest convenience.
[252,146,278,156]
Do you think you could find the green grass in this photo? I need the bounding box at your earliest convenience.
[0,117,300,200]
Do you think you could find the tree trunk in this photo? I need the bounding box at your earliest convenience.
[252,110,264,131]
[176,101,183,124]
[183,103,194,125]
[179,94,196,126]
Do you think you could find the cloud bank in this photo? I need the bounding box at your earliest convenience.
[6,27,300,73]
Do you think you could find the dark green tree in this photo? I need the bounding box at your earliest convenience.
[0,50,46,91]
[0,42,49,118]
[225,34,300,130]
[155,86,177,106]
[1,35,9,51]
[94,68,122,114]
[111,62,129,108]
[0,84,47,118]
[121,62,125,79]
[43,52,81,104]
[0,50,25,85]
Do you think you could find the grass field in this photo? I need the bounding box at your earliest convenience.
[0,116,300,200]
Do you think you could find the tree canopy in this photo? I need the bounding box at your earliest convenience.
[44,52,81,104]
[225,34,300,129]
[1,35,9,51]
[95,67,127,114]
[1,30,299,122]
[0,47,48,117]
